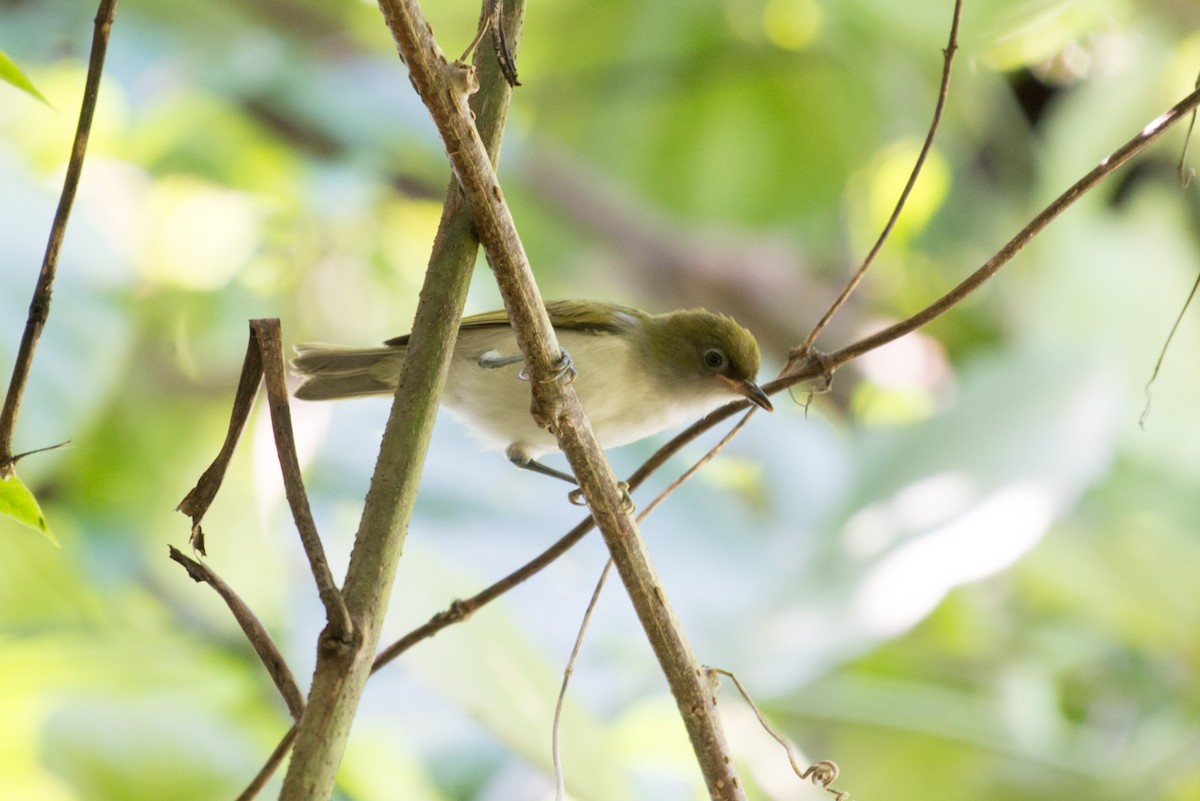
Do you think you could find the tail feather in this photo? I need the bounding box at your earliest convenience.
[291,344,404,400]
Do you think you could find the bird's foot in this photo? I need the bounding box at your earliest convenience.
[568,481,635,513]
[518,349,576,385]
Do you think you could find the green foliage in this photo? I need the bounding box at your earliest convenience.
[0,472,56,546]
[0,49,49,105]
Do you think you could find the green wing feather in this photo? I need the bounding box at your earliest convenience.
[384,300,644,346]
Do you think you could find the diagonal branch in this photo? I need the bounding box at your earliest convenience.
[169,546,305,722]
[815,83,1200,374]
[248,11,1200,799]
[252,319,352,641]
[177,328,263,553]
[0,0,119,477]
[276,1,526,798]
[379,77,1200,684]
[176,320,351,642]
[373,2,747,799]
[796,0,963,355]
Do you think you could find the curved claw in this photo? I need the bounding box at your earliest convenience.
[517,349,576,385]
[567,481,635,513]
[551,349,577,385]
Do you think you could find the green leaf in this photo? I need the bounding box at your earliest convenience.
[0,49,50,106]
[0,473,58,547]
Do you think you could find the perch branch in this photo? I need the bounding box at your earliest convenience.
[382,77,1200,682]
[374,1,748,797]
[275,1,526,798]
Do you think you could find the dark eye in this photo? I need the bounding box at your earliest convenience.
[702,348,727,370]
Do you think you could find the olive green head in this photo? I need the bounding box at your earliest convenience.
[644,309,773,411]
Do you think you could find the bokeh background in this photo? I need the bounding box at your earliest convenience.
[3,0,1200,799]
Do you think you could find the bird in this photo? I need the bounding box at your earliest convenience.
[291,300,772,491]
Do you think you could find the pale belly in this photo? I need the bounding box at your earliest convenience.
[440,328,730,458]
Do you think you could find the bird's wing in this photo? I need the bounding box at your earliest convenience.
[384,300,642,346]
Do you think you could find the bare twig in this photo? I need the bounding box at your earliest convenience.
[1177,70,1200,187]
[175,320,351,642]
[168,546,305,721]
[1140,270,1200,428]
[253,319,352,641]
[551,560,610,801]
[814,84,1200,376]
[460,0,520,86]
[796,0,963,356]
[235,726,297,801]
[176,327,264,555]
[0,0,118,478]
[707,667,853,801]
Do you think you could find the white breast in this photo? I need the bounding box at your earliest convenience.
[441,327,731,458]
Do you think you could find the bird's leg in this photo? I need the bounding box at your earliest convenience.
[506,445,578,485]
[506,445,634,512]
[477,351,524,369]
[478,349,577,385]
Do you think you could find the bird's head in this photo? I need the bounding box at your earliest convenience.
[644,309,773,412]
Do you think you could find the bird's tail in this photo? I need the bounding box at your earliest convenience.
[291,344,405,400]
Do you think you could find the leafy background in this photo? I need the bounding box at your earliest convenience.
[2,0,1200,799]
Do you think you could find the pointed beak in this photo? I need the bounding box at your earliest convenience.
[721,376,774,412]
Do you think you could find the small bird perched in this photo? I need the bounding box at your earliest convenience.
[292,300,772,489]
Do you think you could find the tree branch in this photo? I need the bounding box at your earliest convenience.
[797,0,963,354]
[0,0,118,476]
[168,546,305,722]
[253,319,352,641]
[376,77,1200,690]
[276,2,526,798]
[813,83,1200,374]
[177,321,351,641]
[373,2,747,799]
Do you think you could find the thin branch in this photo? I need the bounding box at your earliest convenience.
[1140,269,1200,428]
[551,561,610,801]
[816,84,1200,375]
[7,440,71,464]
[707,667,853,801]
[1177,70,1200,187]
[176,327,264,555]
[251,319,352,642]
[0,0,118,477]
[796,0,963,356]
[168,546,305,722]
[174,320,351,642]
[552,411,757,799]
[236,726,297,801]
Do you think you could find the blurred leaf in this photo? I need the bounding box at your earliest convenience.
[0,472,57,546]
[0,49,49,106]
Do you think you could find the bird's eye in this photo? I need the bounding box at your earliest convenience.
[703,348,727,370]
